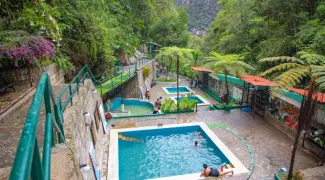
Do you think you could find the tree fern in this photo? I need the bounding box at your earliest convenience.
[259,51,325,95]
[260,63,304,77]
[259,56,303,64]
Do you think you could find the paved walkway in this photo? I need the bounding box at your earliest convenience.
[0,84,67,169]
[109,76,322,179]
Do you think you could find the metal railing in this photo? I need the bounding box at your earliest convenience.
[57,64,94,113]
[9,73,65,180]
[9,58,153,179]
[97,65,137,95]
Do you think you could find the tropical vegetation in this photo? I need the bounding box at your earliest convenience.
[0,0,190,74]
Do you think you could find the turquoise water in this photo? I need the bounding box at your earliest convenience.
[166,86,190,93]
[118,126,230,180]
[112,104,153,116]
[176,96,204,104]
[110,98,154,117]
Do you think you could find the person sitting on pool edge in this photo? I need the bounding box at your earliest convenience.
[200,163,233,178]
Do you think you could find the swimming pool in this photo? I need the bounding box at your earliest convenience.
[162,86,195,95]
[170,95,210,106]
[108,123,249,180]
[110,97,154,117]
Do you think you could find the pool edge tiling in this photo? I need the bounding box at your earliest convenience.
[108,122,249,180]
[162,86,195,95]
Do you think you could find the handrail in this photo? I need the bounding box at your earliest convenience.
[57,65,94,113]
[10,72,65,180]
[10,58,153,179]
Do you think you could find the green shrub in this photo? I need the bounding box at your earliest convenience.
[143,66,150,78]
[161,99,177,112]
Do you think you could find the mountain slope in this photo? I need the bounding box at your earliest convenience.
[173,0,220,36]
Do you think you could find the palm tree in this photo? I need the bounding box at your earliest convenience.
[258,51,325,94]
[204,52,255,104]
[156,46,194,111]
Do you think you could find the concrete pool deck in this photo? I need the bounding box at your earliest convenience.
[106,76,321,180]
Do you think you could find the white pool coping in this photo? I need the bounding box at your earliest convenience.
[108,122,249,180]
[170,95,210,106]
[162,86,195,95]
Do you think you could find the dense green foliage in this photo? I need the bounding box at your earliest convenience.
[161,94,197,112]
[201,0,325,92]
[0,0,190,74]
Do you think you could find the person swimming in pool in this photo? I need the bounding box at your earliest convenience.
[200,163,233,178]
[194,140,199,147]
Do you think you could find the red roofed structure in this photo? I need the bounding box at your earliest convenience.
[290,88,325,103]
[238,75,277,87]
[191,67,214,73]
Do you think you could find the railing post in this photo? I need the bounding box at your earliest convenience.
[42,113,53,180]
[76,76,80,95]
[54,104,65,143]
[31,140,44,180]
[44,81,54,147]
[129,68,130,78]
[69,86,72,106]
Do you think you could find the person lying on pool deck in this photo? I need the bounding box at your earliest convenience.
[200,163,233,178]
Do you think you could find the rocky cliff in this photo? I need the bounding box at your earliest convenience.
[173,0,220,36]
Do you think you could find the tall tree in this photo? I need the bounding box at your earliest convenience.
[288,79,318,180]
[156,47,194,110]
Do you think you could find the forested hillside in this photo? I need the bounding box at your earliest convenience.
[200,0,325,91]
[0,0,189,74]
[173,0,220,36]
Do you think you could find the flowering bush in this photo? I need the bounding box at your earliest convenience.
[0,33,55,68]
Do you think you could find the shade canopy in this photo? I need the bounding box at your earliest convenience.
[239,75,277,87]
[290,88,325,103]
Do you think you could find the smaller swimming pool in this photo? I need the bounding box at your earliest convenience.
[110,97,155,117]
[162,86,195,95]
[170,95,210,106]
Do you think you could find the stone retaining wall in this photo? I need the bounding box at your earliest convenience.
[63,79,108,180]
[123,60,156,99]
[1,63,64,86]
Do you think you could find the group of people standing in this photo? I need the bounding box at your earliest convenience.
[156,62,167,75]
[153,97,162,114]
[190,78,199,88]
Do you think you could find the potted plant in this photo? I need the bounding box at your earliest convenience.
[104,100,113,120]
[105,112,113,120]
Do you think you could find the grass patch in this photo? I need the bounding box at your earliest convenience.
[157,77,177,82]
[201,94,210,99]
[208,123,227,129]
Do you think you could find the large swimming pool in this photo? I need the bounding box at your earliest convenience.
[109,123,249,180]
[162,86,195,95]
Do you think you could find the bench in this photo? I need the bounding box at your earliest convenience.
[0,76,15,93]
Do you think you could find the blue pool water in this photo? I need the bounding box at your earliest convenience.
[166,86,190,93]
[176,96,204,104]
[118,126,230,180]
